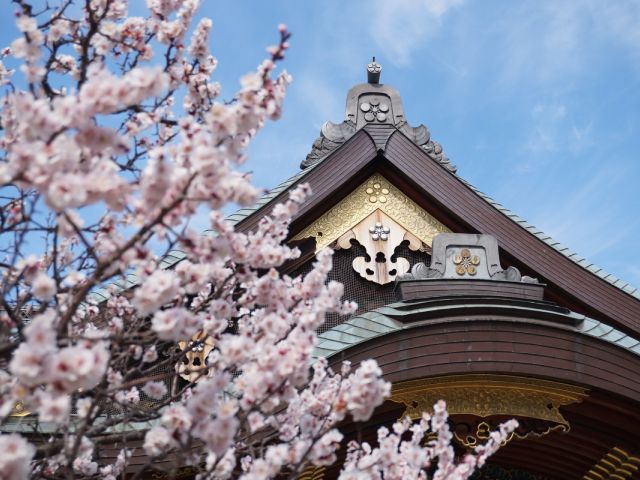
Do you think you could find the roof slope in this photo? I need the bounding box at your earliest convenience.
[230,127,640,339]
[233,142,639,301]
[93,68,640,334]
[314,302,640,359]
[458,177,639,299]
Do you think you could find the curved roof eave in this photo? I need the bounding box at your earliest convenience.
[313,302,640,360]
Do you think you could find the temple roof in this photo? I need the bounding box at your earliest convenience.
[198,138,640,300]
[90,63,640,336]
[300,59,456,172]
[314,299,640,360]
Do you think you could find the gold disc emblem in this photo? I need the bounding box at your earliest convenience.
[453,248,480,276]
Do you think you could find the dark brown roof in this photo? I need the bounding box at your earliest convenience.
[234,128,640,339]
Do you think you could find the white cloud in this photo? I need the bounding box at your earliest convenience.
[294,75,344,128]
[494,1,640,86]
[519,102,594,160]
[594,1,640,54]
[369,0,464,66]
[525,102,567,153]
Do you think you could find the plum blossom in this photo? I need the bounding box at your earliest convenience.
[309,429,344,466]
[49,342,110,393]
[339,402,518,480]
[9,343,49,387]
[115,387,141,405]
[143,381,167,400]
[70,436,98,476]
[152,306,200,340]
[345,359,391,421]
[133,269,180,316]
[0,4,512,479]
[0,434,35,480]
[143,426,174,457]
[36,391,71,424]
[142,346,159,363]
[31,272,56,301]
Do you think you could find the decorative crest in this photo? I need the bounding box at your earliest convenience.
[367,57,382,84]
[398,233,539,283]
[301,62,457,173]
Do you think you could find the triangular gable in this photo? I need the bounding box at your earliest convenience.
[292,172,449,251]
[234,128,640,339]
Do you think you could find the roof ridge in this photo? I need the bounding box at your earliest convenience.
[457,177,640,301]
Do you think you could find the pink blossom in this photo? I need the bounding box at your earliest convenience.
[151,306,199,340]
[36,392,70,424]
[143,381,167,400]
[115,387,141,405]
[142,346,158,363]
[31,272,56,301]
[345,360,390,422]
[143,426,173,457]
[49,342,109,392]
[9,343,48,387]
[309,429,343,466]
[133,269,180,316]
[23,310,57,351]
[0,434,35,480]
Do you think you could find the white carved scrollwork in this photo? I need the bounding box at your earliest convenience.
[336,210,423,285]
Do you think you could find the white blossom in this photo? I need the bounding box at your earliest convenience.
[143,426,173,457]
[0,434,35,480]
[31,272,56,301]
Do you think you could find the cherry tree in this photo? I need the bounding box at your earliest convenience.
[0,1,516,479]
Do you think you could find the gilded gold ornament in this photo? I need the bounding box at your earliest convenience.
[390,374,587,426]
[293,173,450,252]
[583,447,640,480]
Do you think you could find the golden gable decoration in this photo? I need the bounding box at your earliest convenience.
[292,173,449,252]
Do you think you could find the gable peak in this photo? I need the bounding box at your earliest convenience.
[301,60,456,173]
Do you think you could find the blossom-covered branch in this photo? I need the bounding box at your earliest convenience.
[0,1,514,479]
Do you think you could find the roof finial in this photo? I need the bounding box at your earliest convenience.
[367,57,381,84]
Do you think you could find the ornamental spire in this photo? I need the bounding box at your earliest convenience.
[367,57,382,84]
[301,58,456,173]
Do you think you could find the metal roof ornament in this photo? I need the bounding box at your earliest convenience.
[397,233,539,283]
[367,57,381,84]
[301,59,457,173]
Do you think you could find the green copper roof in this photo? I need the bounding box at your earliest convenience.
[313,301,640,359]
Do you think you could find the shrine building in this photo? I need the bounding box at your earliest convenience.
[8,61,640,480]
[228,60,640,480]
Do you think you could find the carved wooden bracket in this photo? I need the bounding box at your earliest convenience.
[176,331,215,383]
[390,374,588,444]
[336,209,423,285]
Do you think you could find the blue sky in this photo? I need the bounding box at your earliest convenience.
[200,0,640,289]
[2,1,639,289]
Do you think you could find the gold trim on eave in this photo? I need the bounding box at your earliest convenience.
[292,173,450,251]
[583,447,640,480]
[390,374,588,426]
